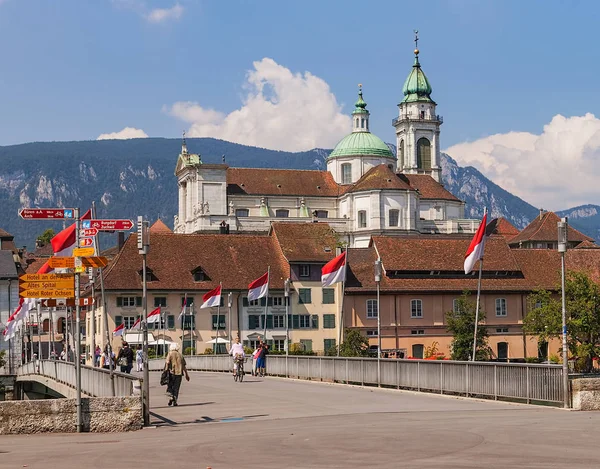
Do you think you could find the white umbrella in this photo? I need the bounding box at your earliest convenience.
[206,337,230,344]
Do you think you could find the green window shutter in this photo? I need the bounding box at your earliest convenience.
[249,315,258,330]
[267,297,273,306]
[115,316,123,327]
[212,315,217,330]
[323,314,335,329]
[287,314,293,329]
[168,315,175,329]
[220,297,225,307]
[311,315,319,329]
[260,297,267,307]
[136,297,142,307]
[299,288,312,304]
[266,315,273,329]
[324,339,336,352]
[322,288,335,304]
[292,315,300,329]
[116,297,123,307]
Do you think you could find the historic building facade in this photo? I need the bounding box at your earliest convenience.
[173,42,477,247]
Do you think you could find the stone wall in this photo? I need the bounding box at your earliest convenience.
[571,378,600,411]
[0,396,143,434]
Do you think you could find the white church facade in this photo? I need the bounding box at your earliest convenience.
[174,42,478,247]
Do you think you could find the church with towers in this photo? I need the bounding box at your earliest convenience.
[174,36,477,247]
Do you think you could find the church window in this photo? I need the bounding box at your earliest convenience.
[399,139,405,169]
[356,118,359,128]
[236,209,249,217]
[361,118,365,129]
[315,210,328,219]
[275,209,289,218]
[416,138,431,171]
[389,209,399,227]
[341,163,352,184]
[358,210,367,228]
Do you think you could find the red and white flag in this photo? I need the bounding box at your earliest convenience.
[322,251,347,287]
[113,323,125,336]
[248,272,269,301]
[147,306,161,324]
[464,213,491,274]
[51,209,92,257]
[130,317,141,330]
[201,285,222,309]
[178,293,188,320]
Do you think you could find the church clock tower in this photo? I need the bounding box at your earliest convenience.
[393,31,442,182]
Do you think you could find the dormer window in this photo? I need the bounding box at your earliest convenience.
[138,267,158,282]
[191,266,208,282]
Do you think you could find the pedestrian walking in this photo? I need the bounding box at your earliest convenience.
[136,344,144,372]
[100,345,113,370]
[94,345,101,367]
[252,345,260,376]
[117,341,134,374]
[164,343,189,406]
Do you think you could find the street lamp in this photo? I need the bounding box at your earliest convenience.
[557,217,569,408]
[374,259,382,359]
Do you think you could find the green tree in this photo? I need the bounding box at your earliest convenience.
[36,229,55,246]
[337,329,370,357]
[0,350,5,369]
[524,271,600,373]
[446,292,492,361]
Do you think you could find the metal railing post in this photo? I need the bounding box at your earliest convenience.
[417,361,420,392]
[526,365,531,404]
[440,361,443,394]
[345,358,349,384]
[465,362,469,397]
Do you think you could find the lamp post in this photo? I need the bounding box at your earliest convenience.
[557,217,569,408]
[137,216,150,425]
[374,258,382,387]
[284,278,290,378]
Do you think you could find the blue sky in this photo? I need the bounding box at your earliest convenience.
[1,0,600,208]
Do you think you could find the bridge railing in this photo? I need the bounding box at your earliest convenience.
[150,355,565,405]
[18,360,140,397]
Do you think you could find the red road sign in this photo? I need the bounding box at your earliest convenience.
[81,228,98,237]
[40,298,95,307]
[83,219,134,231]
[79,238,94,247]
[19,208,75,219]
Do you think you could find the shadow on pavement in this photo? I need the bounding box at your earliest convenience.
[152,401,215,410]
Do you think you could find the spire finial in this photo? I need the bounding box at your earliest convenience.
[413,29,419,56]
[182,130,188,155]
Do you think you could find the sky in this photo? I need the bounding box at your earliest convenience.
[1,0,600,210]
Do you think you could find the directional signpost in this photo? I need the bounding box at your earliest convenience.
[19,273,75,299]
[82,219,134,231]
[73,247,95,257]
[19,208,75,219]
[20,288,75,299]
[81,228,98,237]
[48,256,108,269]
[79,238,94,247]
[41,298,95,308]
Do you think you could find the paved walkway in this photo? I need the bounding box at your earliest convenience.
[3,371,600,468]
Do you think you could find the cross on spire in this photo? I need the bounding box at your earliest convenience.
[414,29,419,49]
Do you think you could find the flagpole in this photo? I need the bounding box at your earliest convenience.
[471,208,487,362]
[262,266,270,344]
[214,283,222,355]
[190,302,194,354]
[227,292,232,348]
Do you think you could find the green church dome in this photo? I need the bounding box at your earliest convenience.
[401,51,434,104]
[329,132,394,159]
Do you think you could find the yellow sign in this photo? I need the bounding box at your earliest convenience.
[75,266,85,273]
[20,273,73,282]
[19,279,74,290]
[48,257,75,269]
[20,288,75,299]
[48,256,108,269]
[73,247,95,257]
[81,257,109,268]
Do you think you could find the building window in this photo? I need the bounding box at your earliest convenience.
[154,297,167,308]
[273,339,285,351]
[273,314,285,328]
[412,344,424,359]
[416,137,431,171]
[389,209,399,227]
[248,315,260,330]
[496,327,509,333]
[366,330,378,337]
[497,342,508,360]
[182,339,195,354]
[453,299,462,313]
[495,298,507,317]
[361,118,365,128]
[298,288,312,304]
[211,315,226,330]
[181,296,195,307]
[299,315,311,328]
[355,118,359,128]
[272,297,284,307]
[300,339,313,352]
[299,265,310,277]
[182,315,195,329]
[322,288,335,304]
[42,319,50,333]
[399,139,405,169]
[324,339,336,353]
[236,209,249,217]
[366,299,378,318]
[167,315,175,329]
[275,209,289,218]
[411,299,423,318]
[341,163,352,184]
[117,296,141,307]
[358,210,367,228]
[315,210,328,219]
[123,316,137,328]
[411,330,425,335]
[149,315,166,330]
[193,269,206,282]
[323,314,335,329]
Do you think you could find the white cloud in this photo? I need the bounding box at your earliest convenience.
[164,58,351,152]
[444,113,600,210]
[146,3,184,23]
[97,127,148,140]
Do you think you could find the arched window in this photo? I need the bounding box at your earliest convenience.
[356,118,359,128]
[399,139,405,169]
[341,163,352,184]
[361,118,365,129]
[57,318,66,334]
[43,319,50,333]
[416,137,431,171]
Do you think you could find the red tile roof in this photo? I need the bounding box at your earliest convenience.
[402,174,461,202]
[150,219,172,233]
[271,222,339,262]
[574,240,600,249]
[348,164,413,193]
[0,228,13,238]
[227,168,340,197]
[510,211,592,245]
[494,217,520,239]
[103,233,289,292]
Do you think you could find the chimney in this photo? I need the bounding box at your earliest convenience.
[539,208,545,220]
[118,232,125,251]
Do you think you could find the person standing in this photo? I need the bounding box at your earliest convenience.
[117,342,134,374]
[100,345,113,370]
[256,342,269,377]
[164,343,189,406]
[252,344,261,376]
[136,344,144,372]
[94,345,101,367]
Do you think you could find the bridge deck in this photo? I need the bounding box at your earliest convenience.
[2,371,600,468]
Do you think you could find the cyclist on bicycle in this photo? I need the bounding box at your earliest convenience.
[229,337,245,375]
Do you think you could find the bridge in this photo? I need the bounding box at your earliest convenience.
[5,357,600,467]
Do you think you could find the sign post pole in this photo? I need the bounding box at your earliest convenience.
[138,216,150,426]
[74,208,83,433]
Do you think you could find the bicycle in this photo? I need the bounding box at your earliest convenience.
[233,356,246,382]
